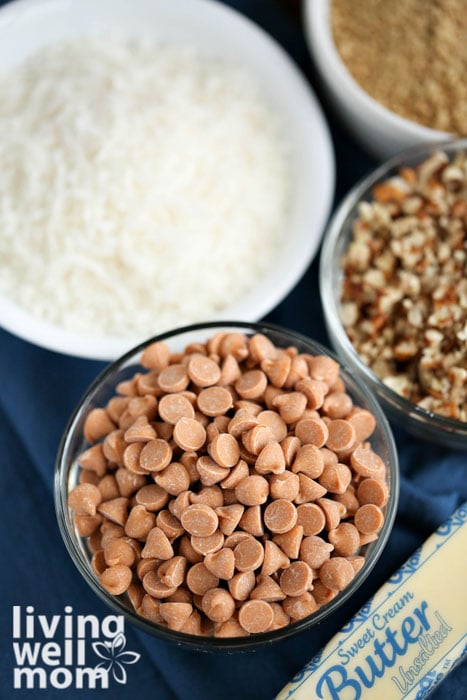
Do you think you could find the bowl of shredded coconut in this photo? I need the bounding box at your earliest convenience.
[0,0,334,360]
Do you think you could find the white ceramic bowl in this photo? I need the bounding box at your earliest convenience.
[0,0,334,361]
[303,0,452,159]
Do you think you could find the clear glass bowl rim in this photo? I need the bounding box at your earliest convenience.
[55,320,399,651]
[320,138,467,444]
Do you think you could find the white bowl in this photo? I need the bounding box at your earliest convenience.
[303,0,452,159]
[0,0,334,361]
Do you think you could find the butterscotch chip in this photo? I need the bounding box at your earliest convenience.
[91,550,106,576]
[214,617,247,638]
[136,371,162,397]
[350,445,386,478]
[235,370,268,400]
[283,592,319,620]
[234,538,265,572]
[320,557,355,591]
[141,526,174,559]
[158,394,195,424]
[295,378,328,410]
[181,504,218,537]
[135,484,169,512]
[318,463,352,495]
[100,521,125,546]
[316,497,342,530]
[84,408,116,443]
[239,600,274,633]
[115,468,147,497]
[227,410,258,438]
[334,486,360,517]
[79,471,99,486]
[156,510,185,539]
[99,565,132,596]
[75,514,102,537]
[235,475,269,506]
[159,602,193,631]
[180,610,203,635]
[106,396,131,423]
[220,459,249,490]
[197,386,233,417]
[270,602,290,630]
[251,575,286,602]
[128,395,158,421]
[292,444,325,479]
[347,555,365,573]
[249,333,278,363]
[158,556,187,588]
[357,478,389,507]
[155,462,190,496]
[264,499,298,534]
[194,456,228,486]
[269,471,300,501]
[140,594,164,623]
[295,418,329,447]
[347,409,376,442]
[78,444,107,477]
[300,535,334,569]
[294,473,327,505]
[296,503,326,536]
[228,570,256,601]
[68,483,102,517]
[242,424,273,455]
[308,356,340,385]
[311,581,337,606]
[328,523,361,557]
[142,570,177,599]
[280,561,313,597]
[116,377,138,396]
[235,400,262,416]
[220,333,249,361]
[140,439,173,473]
[102,429,126,465]
[359,532,378,546]
[186,562,219,595]
[190,485,224,509]
[354,504,384,534]
[215,504,245,535]
[178,535,203,564]
[187,355,221,387]
[261,540,290,576]
[136,558,159,580]
[202,588,236,623]
[272,391,307,424]
[209,433,240,468]
[191,530,225,556]
[204,548,235,580]
[173,418,206,452]
[104,538,136,567]
[167,587,193,604]
[326,420,356,453]
[238,505,264,537]
[218,354,242,386]
[273,524,304,560]
[255,441,286,475]
[322,392,353,419]
[123,443,147,475]
[141,341,170,371]
[157,364,190,393]
[169,491,192,520]
[125,505,156,540]
[261,353,292,389]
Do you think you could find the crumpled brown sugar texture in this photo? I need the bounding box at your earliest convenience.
[331,0,467,135]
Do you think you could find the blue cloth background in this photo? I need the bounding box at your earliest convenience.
[0,1,465,698]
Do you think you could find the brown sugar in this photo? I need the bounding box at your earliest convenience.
[331,0,467,134]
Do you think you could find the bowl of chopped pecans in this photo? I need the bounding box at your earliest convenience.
[55,321,398,649]
[320,140,467,450]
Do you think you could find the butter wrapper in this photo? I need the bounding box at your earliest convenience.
[277,504,467,700]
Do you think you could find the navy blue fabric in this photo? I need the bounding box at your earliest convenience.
[0,1,465,698]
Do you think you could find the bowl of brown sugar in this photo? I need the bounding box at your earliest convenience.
[55,322,398,649]
[320,140,467,450]
[304,0,466,158]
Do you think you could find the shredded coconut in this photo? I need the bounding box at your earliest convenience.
[0,39,290,338]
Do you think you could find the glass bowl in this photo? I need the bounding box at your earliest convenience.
[55,321,399,650]
[320,140,467,450]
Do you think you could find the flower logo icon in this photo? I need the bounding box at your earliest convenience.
[92,633,141,684]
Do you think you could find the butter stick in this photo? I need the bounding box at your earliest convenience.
[277,504,467,700]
